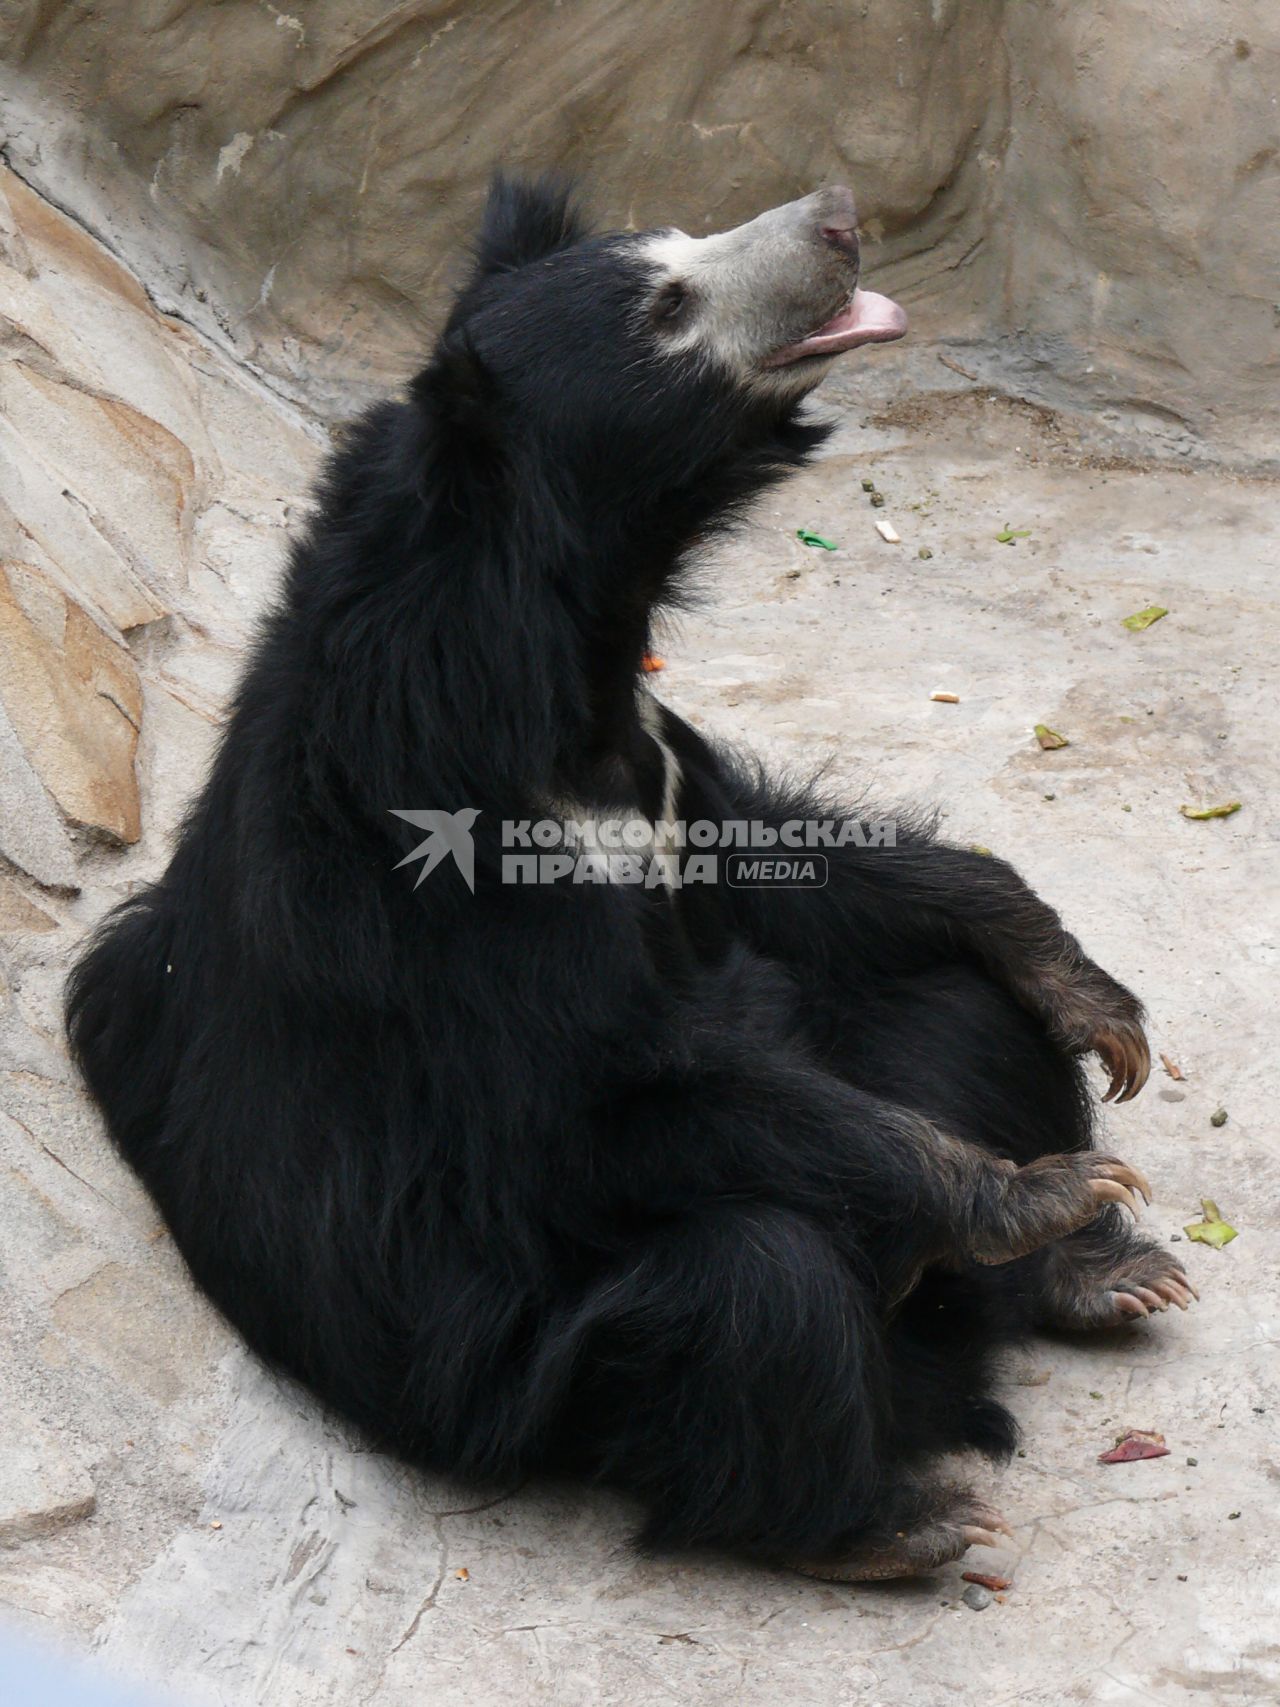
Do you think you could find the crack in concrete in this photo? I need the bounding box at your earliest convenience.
[386,1514,447,1658]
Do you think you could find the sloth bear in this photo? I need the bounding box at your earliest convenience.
[67,176,1195,1580]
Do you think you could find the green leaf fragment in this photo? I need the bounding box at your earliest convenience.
[1184,1199,1238,1249]
[1034,724,1069,751]
[995,524,1032,543]
[1180,801,1242,821]
[1122,605,1168,630]
[796,529,838,550]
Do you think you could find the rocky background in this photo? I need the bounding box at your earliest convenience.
[0,5,1277,1704]
[2,1,1277,436]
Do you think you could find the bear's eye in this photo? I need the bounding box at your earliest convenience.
[652,281,689,325]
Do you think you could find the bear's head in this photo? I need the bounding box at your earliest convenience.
[415,175,905,534]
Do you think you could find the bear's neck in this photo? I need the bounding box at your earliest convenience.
[534,518,685,804]
[286,395,825,818]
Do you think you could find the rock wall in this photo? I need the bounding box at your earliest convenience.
[0,1,1276,426]
[0,162,321,896]
[0,1,1010,409]
[997,0,1280,435]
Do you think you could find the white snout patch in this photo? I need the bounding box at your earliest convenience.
[637,225,905,387]
[639,228,783,375]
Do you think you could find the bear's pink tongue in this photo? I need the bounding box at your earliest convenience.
[766,289,908,367]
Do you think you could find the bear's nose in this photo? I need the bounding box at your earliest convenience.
[814,185,859,258]
[819,221,858,258]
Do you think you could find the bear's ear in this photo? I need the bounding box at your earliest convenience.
[472,171,589,276]
[411,326,502,468]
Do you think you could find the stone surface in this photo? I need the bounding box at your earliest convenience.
[0,156,324,903]
[0,692,78,890]
[0,560,143,845]
[998,0,1280,441]
[2,2,1276,446]
[0,875,58,935]
[0,2,1007,411]
[0,125,1277,1707]
[0,1402,95,1548]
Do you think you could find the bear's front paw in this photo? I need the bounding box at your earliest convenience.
[1020,961,1150,1103]
[969,1152,1151,1266]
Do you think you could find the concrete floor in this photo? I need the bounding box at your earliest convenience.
[1,256,1277,1702]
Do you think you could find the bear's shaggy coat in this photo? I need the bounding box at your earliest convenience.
[68,178,1184,1574]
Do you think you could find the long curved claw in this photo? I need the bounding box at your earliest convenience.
[1096,1025,1151,1104]
[965,1503,1016,1541]
[1107,1269,1199,1321]
[960,1524,1009,1550]
[1096,1157,1153,1203]
[1110,1290,1150,1317]
[1128,1286,1169,1311]
[1154,1276,1196,1310]
[1100,1042,1127,1104]
[1090,1179,1145,1220]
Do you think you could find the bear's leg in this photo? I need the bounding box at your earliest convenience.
[810,961,1096,1167]
[546,1203,1016,1576]
[668,734,1150,1103]
[599,1031,1150,1313]
[812,964,1189,1329]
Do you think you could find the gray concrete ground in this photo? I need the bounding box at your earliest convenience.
[1,186,1277,1706]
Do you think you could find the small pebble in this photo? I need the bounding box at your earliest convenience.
[1043,792,1056,801]
[1170,1232,1182,1241]
[918,546,933,560]
[962,1584,992,1611]
[1228,1511,1241,1520]
[1177,1573,1188,1582]
[1210,1107,1228,1128]
[1187,1457,1198,1466]
[861,478,876,491]
[1159,1088,1186,1103]
[869,491,886,508]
